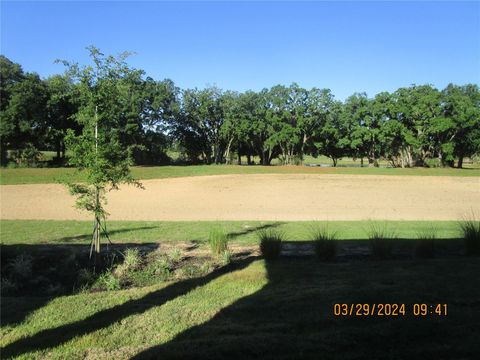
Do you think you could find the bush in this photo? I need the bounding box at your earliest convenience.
[367,223,396,259]
[311,226,338,261]
[415,227,436,259]
[9,254,33,279]
[258,229,284,259]
[208,228,229,256]
[14,144,43,167]
[460,216,480,256]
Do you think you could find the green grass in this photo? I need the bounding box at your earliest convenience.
[1,257,479,359]
[0,220,464,245]
[1,164,479,185]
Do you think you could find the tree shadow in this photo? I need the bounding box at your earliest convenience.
[57,226,159,242]
[0,256,258,359]
[226,222,283,240]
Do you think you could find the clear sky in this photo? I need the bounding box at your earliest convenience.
[1,1,479,100]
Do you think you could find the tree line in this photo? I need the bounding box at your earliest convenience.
[1,51,479,168]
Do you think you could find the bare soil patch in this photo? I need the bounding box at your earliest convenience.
[1,174,478,221]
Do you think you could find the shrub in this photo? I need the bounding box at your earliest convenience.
[208,228,229,256]
[311,226,337,261]
[14,143,43,167]
[9,254,33,279]
[415,227,436,259]
[258,229,284,259]
[460,216,480,256]
[367,223,396,259]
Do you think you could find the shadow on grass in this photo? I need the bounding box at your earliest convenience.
[0,256,258,359]
[56,226,159,242]
[2,238,478,359]
[0,243,161,328]
[226,222,283,241]
[131,254,480,360]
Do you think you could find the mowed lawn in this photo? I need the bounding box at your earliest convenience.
[1,164,479,185]
[1,257,479,359]
[0,220,464,245]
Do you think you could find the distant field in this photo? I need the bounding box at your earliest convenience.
[1,164,479,185]
[0,220,463,245]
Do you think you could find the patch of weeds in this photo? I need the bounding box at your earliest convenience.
[221,250,233,265]
[168,248,182,263]
[9,254,33,279]
[176,264,202,279]
[310,225,337,261]
[415,226,436,259]
[459,214,480,256]
[114,248,142,278]
[93,271,121,291]
[258,229,284,259]
[1,277,17,295]
[367,223,396,259]
[208,228,229,256]
[77,268,97,290]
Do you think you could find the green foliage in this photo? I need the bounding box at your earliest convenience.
[310,225,338,261]
[257,229,284,259]
[208,228,229,256]
[9,254,33,279]
[367,223,397,259]
[94,271,121,291]
[221,250,233,265]
[415,227,437,259]
[460,216,480,256]
[114,248,142,278]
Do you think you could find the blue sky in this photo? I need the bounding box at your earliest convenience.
[1,1,479,100]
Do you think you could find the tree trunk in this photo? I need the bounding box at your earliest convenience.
[56,139,61,160]
[247,153,252,165]
[457,155,464,169]
[332,157,337,167]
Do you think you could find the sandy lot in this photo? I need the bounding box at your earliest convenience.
[1,174,479,221]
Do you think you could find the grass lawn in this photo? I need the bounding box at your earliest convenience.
[1,257,479,359]
[0,220,463,245]
[0,164,479,185]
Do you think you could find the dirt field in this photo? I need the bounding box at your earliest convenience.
[1,174,479,221]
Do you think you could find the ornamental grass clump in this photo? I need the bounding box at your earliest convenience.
[415,227,436,259]
[367,223,396,259]
[208,228,229,256]
[258,229,284,259]
[311,225,338,261]
[459,215,480,256]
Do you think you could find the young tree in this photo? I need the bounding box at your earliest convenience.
[60,47,142,259]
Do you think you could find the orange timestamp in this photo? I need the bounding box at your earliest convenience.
[333,303,448,317]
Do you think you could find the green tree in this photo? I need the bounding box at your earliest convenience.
[313,101,349,166]
[60,47,142,258]
[441,84,480,168]
[45,74,80,162]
